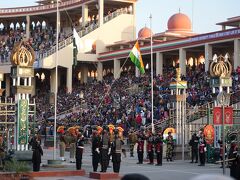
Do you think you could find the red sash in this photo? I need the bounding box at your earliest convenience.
[147,143,153,152]
[155,143,162,153]
[138,141,144,152]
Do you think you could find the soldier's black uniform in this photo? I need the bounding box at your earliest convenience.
[76,134,84,170]
[100,129,110,172]
[30,136,43,172]
[154,133,163,166]
[189,133,199,163]
[92,131,101,172]
[228,142,238,179]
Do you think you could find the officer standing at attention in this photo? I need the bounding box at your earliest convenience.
[137,131,145,164]
[30,134,43,172]
[146,130,154,165]
[76,131,84,170]
[111,129,124,173]
[91,127,101,172]
[198,132,206,166]
[165,132,174,162]
[128,128,137,157]
[100,126,110,172]
[154,131,163,166]
[189,133,199,163]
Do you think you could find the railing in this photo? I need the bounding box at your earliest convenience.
[0,0,83,14]
[186,89,240,123]
[36,8,131,60]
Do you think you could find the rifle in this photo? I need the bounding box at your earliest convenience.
[215,158,236,163]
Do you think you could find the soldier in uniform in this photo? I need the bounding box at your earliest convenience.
[189,133,199,163]
[128,128,137,157]
[137,131,145,164]
[75,131,84,170]
[165,132,174,161]
[69,128,77,163]
[30,134,43,172]
[146,130,154,164]
[57,126,66,161]
[111,129,124,173]
[154,131,163,166]
[228,140,238,179]
[100,126,110,172]
[198,132,206,166]
[91,127,101,172]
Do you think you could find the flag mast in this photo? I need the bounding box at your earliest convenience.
[53,0,59,160]
[150,14,154,133]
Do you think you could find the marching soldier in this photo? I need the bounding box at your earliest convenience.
[154,132,163,166]
[165,132,174,161]
[92,128,101,172]
[111,129,124,173]
[76,131,84,170]
[189,133,199,163]
[137,131,145,164]
[128,128,137,157]
[198,132,206,166]
[146,130,154,164]
[100,126,110,172]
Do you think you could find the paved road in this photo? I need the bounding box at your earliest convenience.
[35,145,230,180]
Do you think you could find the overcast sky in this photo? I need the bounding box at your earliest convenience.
[0,0,239,34]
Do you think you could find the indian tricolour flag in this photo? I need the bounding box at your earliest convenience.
[129,41,145,74]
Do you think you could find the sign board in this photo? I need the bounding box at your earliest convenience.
[18,99,29,145]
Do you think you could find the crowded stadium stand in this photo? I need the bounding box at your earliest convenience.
[0,0,240,142]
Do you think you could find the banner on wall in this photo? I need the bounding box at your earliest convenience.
[18,99,29,145]
[213,106,233,125]
[224,107,233,125]
[204,125,215,145]
[213,107,222,125]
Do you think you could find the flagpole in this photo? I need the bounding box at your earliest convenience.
[53,0,59,160]
[150,14,154,134]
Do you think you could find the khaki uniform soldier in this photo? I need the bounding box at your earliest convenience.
[69,134,77,163]
[57,126,66,161]
[100,127,110,172]
[128,129,137,157]
[111,129,124,173]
